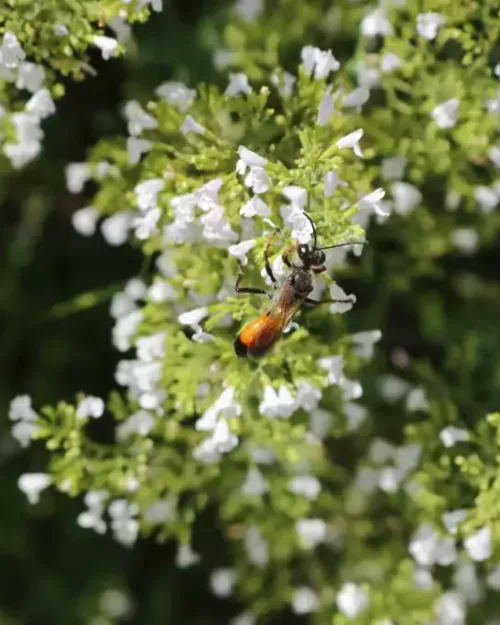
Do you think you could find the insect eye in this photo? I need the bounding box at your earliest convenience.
[298,244,308,256]
[316,251,326,265]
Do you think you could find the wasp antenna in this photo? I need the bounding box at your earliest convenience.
[303,212,318,248]
[317,240,368,251]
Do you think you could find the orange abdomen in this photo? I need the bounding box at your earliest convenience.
[234,314,282,359]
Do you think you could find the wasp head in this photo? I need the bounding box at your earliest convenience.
[297,243,325,268]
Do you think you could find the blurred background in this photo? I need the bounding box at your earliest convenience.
[0,2,240,624]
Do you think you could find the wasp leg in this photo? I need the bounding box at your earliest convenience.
[236,270,272,299]
[304,297,355,306]
[282,242,298,268]
[264,236,277,283]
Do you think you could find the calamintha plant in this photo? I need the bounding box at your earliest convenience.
[6,1,500,624]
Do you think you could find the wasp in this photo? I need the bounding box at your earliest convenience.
[234,214,365,359]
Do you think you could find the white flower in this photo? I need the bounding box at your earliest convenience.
[280,207,313,244]
[117,411,155,439]
[11,420,39,448]
[4,140,41,169]
[474,185,499,213]
[301,46,340,79]
[235,0,263,22]
[133,207,161,240]
[295,381,322,412]
[245,527,269,567]
[342,87,370,110]
[351,329,382,359]
[288,475,321,500]
[378,467,403,493]
[487,566,500,591]
[101,212,134,246]
[77,490,108,534]
[93,35,118,60]
[242,467,269,496]
[318,354,344,385]
[454,562,482,605]
[344,402,368,431]
[296,518,327,549]
[330,284,357,310]
[409,523,439,567]
[240,196,270,218]
[211,418,239,454]
[180,115,205,135]
[416,12,446,40]
[225,72,252,96]
[248,445,275,465]
[446,190,461,211]
[231,612,255,625]
[381,52,403,73]
[0,31,25,69]
[125,278,147,301]
[108,499,139,547]
[9,395,37,422]
[228,239,256,266]
[213,48,233,69]
[271,71,296,97]
[237,145,267,169]
[71,206,99,236]
[109,16,132,43]
[314,49,340,79]
[391,182,422,215]
[464,527,492,562]
[405,387,429,412]
[434,592,466,625]
[26,89,56,119]
[450,228,479,254]
[112,309,144,352]
[135,178,164,211]
[317,87,335,126]
[440,426,469,448]
[414,568,434,589]
[435,536,458,566]
[99,589,133,619]
[155,81,196,112]
[369,439,396,464]
[148,279,176,303]
[490,86,500,111]
[66,162,91,193]
[292,587,319,614]
[432,98,459,129]
[18,473,51,504]
[143,498,176,524]
[324,170,347,197]
[337,583,369,619]
[355,467,379,493]
[283,185,308,209]
[259,385,296,418]
[176,544,201,568]
[488,146,500,168]
[336,129,364,158]
[442,509,468,535]
[127,137,152,164]
[361,8,393,37]
[16,62,45,93]
[53,24,69,36]
[377,375,409,402]
[76,396,105,419]
[381,156,407,180]
[124,100,158,136]
[210,568,237,597]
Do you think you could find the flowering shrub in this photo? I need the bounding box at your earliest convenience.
[8,0,500,624]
